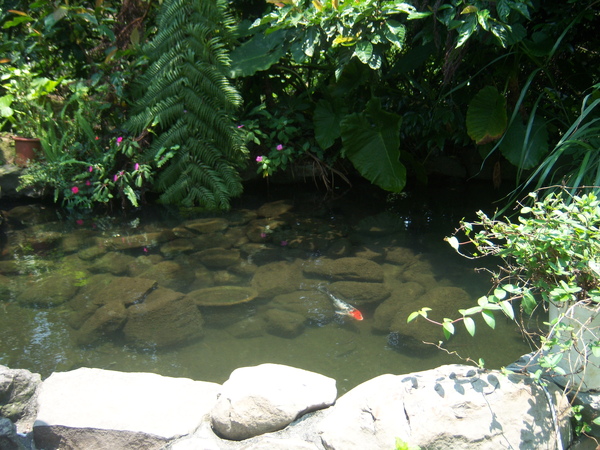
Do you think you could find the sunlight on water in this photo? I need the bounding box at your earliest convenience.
[0,184,533,390]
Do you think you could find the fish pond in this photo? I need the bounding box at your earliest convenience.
[0,181,535,392]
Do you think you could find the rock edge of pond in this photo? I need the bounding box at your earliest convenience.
[2,357,598,450]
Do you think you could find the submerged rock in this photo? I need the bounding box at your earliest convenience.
[264,309,306,338]
[159,238,196,257]
[251,261,306,298]
[327,281,390,306]
[67,274,157,331]
[302,257,384,283]
[89,252,136,276]
[186,286,258,307]
[98,230,175,252]
[124,287,204,348]
[182,217,229,234]
[388,286,472,344]
[372,281,425,333]
[270,290,335,325]
[16,271,82,307]
[75,302,127,346]
[257,200,294,218]
[137,260,195,293]
[192,247,241,270]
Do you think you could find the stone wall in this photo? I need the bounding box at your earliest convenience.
[0,362,577,450]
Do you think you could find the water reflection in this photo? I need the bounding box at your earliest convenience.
[0,184,532,392]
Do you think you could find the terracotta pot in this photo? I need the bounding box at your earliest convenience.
[13,136,41,167]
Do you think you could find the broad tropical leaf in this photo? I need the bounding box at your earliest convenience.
[314,100,346,150]
[466,86,507,144]
[500,116,548,169]
[340,99,406,192]
[229,30,287,78]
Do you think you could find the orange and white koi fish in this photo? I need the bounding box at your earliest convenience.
[318,286,363,321]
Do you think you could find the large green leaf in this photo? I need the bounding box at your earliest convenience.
[0,95,15,118]
[500,116,548,169]
[229,30,287,78]
[340,99,406,192]
[384,19,406,49]
[466,86,507,144]
[314,100,346,150]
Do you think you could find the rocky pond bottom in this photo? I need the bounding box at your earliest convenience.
[0,185,533,392]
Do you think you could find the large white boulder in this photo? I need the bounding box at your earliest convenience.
[210,363,336,440]
[33,368,220,450]
[317,364,572,450]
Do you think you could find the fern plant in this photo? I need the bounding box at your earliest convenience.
[126,0,246,210]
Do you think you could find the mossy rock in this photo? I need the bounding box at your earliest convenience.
[187,286,258,306]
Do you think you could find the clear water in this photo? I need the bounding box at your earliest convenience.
[0,182,533,393]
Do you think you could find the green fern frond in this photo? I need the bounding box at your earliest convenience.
[125,0,247,210]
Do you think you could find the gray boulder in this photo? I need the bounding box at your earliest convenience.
[0,417,25,450]
[317,364,571,450]
[210,363,336,441]
[33,368,220,450]
[0,365,41,433]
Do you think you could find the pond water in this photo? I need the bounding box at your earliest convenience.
[0,181,533,393]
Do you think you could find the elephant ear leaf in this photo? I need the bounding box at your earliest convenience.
[314,100,346,150]
[229,30,287,78]
[466,86,507,144]
[340,99,406,193]
[500,115,548,169]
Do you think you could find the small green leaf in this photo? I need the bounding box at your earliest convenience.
[407,311,419,323]
[522,290,537,315]
[482,310,496,329]
[446,236,460,251]
[443,320,455,337]
[500,300,515,320]
[464,316,476,336]
[593,417,600,426]
[494,287,507,300]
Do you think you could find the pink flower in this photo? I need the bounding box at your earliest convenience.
[113,174,118,182]
[256,156,263,162]
[280,240,288,246]
[95,136,99,140]
[76,219,84,225]
[237,124,244,129]
[71,186,79,194]
[134,163,140,171]
[88,166,93,172]
[276,144,283,151]
[143,247,148,253]
[260,232,267,238]
[116,137,123,146]
[85,180,91,186]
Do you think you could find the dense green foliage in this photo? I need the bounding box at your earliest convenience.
[0,0,598,209]
[411,189,600,381]
[229,0,599,194]
[125,0,247,209]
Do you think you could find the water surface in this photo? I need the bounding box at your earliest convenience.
[0,182,533,392]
